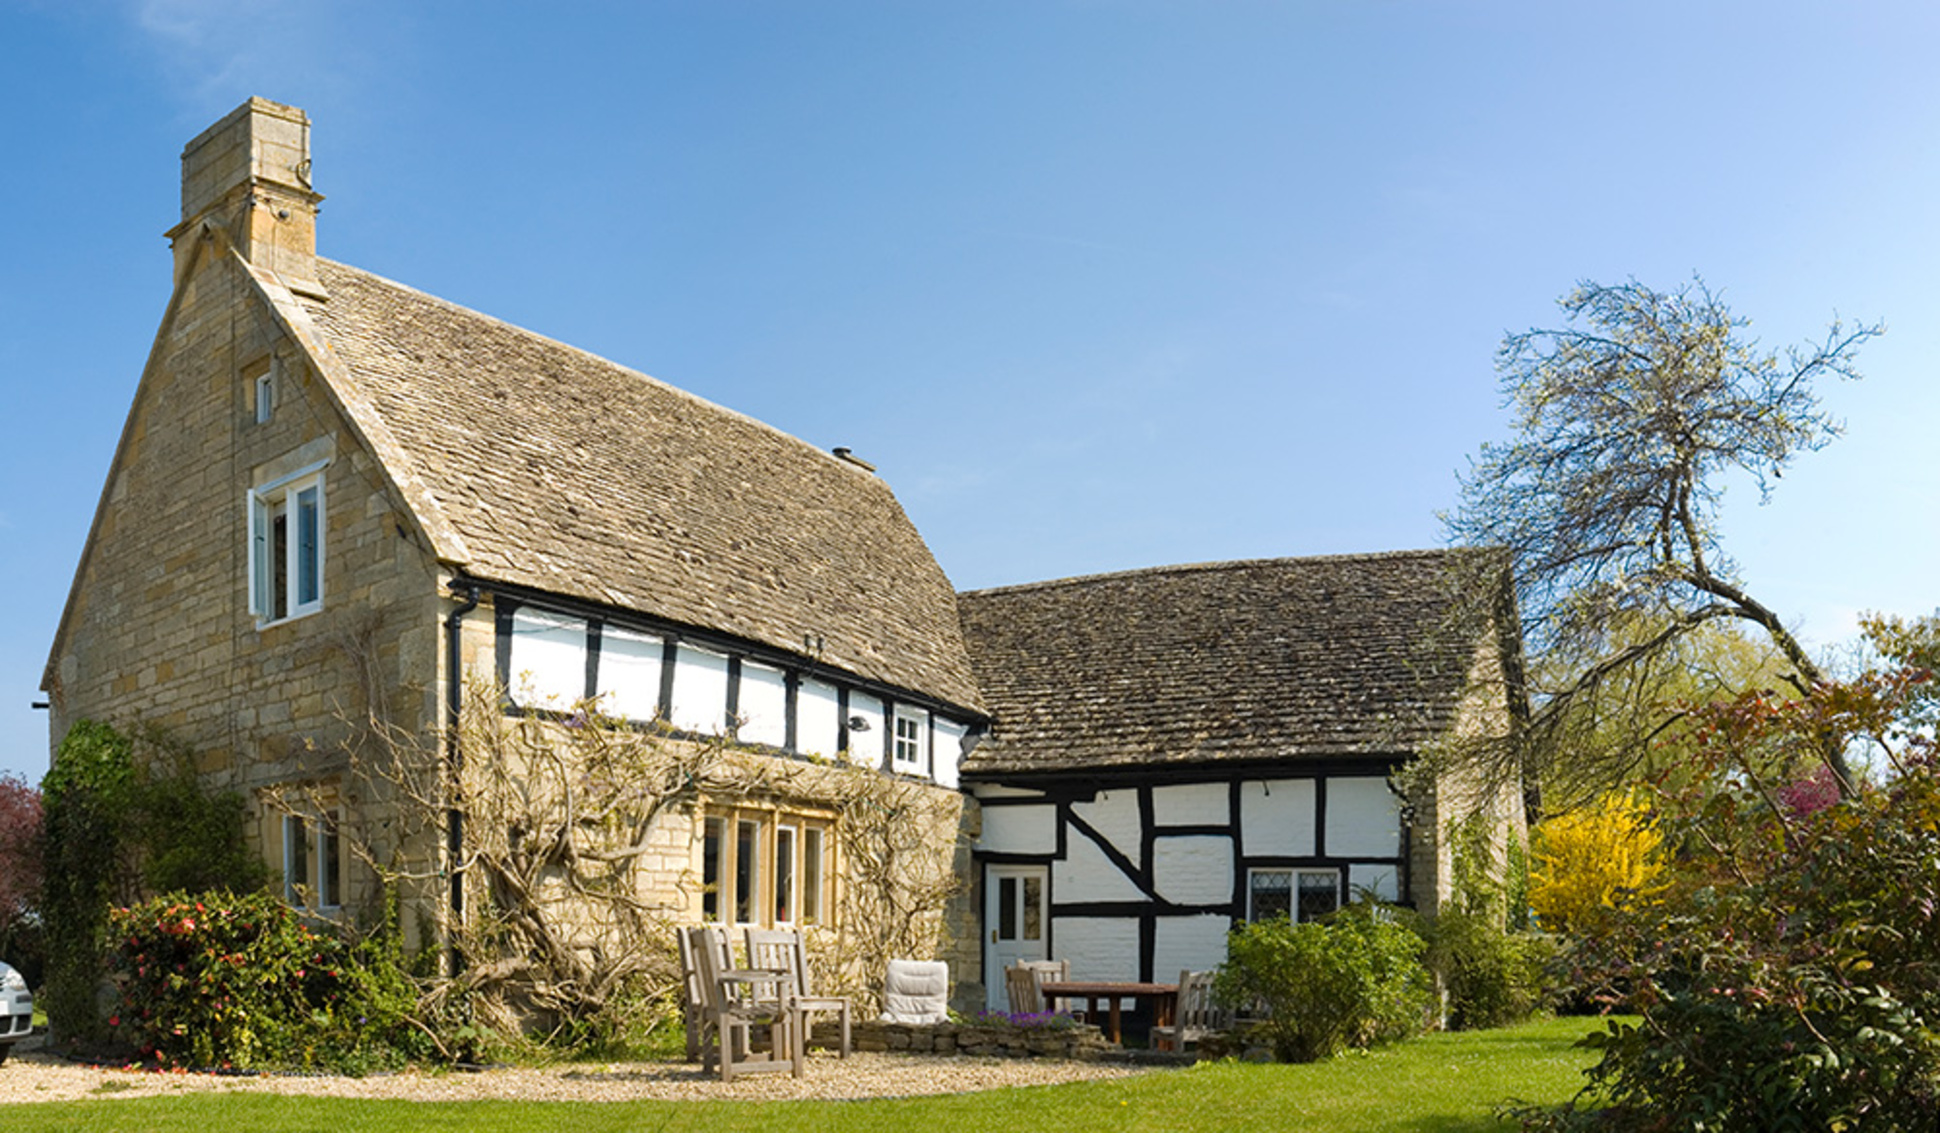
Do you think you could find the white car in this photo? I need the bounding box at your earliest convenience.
[0,962,31,1063]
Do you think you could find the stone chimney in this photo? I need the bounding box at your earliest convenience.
[168,97,324,296]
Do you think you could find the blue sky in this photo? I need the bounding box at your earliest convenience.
[3,1,1936,782]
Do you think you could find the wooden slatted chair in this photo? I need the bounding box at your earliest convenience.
[1004,964,1044,1014]
[1016,958,1077,1018]
[1150,969,1227,1053]
[683,925,803,1082]
[677,924,733,1062]
[745,927,851,1058]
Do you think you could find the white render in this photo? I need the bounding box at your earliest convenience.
[1053,828,1146,903]
[1152,835,1232,904]
[736,660,788,748]
[1152,914,1231,981]
[508,607,586,707]
[1071,790,1142,865]
[1326,777,1402,857]
[1053,916,1140,982]
[848,693,885,765]
[1238,779,1317,856]
[797,678,840,757]
[593,624,661,721]
[978,804,1058,855]
[1151,782,1229,826]
[932,717,967,789]
[669,644,730,734]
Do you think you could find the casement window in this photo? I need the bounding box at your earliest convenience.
[1247,867,1341,923]
[701,808,835,927]
[248,462,327,625]
[892,707,928,773]
[283,809,342,911]
[255,369,275,424]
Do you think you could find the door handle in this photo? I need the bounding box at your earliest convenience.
[990,930,997,943]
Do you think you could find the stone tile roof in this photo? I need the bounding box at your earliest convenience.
[956,550,1500,775]
[295,258,984,713]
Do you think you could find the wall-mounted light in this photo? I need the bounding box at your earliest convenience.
[847,716,871,732]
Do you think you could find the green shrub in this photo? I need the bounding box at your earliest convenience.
[1214,903,1433,1062]
[40,720,137,1042]
[1427,907,1556,1030]
[106,889,426,1072]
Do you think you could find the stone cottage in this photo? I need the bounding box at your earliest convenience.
[43,98,1521,1012]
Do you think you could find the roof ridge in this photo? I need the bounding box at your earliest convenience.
[959,547,1465,598]
[315,258,873,477]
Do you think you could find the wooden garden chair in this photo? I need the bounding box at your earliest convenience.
[745,927,851,1057]
[1150,969,1228,1052]
[682,925,803,1081]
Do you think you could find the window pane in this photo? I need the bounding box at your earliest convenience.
[702,818,723,922]
[284,815,308,904]
[1297,871,1340,922]
[319,811,341,908]
[998,877,1017,941]
[1250,870,1292,922]
[735,820,760,924]
[295,486,319,607]
[1022,875,1042,941]
[271,503,290,620]
[775,827,796,924]
[251,496,270,615]
[802,828,823,925]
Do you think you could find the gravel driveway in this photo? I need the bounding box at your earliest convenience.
[0,1036,1154,1105]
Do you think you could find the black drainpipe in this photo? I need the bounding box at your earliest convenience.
[444,577,481,977]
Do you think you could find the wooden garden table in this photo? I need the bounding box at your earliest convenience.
[1036,980,1178,1044]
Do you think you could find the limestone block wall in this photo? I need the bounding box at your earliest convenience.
[45,246,443,915]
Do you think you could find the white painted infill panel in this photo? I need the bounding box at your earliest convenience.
[1152,782,1229,826]
[932,717,967,790]
[1153,835,1233,905]
[1053,828,1146,903]
[1239,780,1316,857]
[508,608,586,708]
[1071,790,1142,867]
[1348,863,1398,901]
[594,625,661,721]
[798,679,840,757]
[669,644,730,735]
[737,661,788,748]
[848,694,885,765]
[1153,915,1232,982]
[1326,777,1402,857]
[1054,917,1140,982]
[977,805,1057,855]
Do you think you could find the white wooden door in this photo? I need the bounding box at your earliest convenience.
[984,864,1048,1010]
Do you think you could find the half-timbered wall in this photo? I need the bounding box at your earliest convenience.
[495,599,974,786]
[970,769,1406,1001]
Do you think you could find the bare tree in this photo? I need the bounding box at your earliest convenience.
[1447,277,1880,804]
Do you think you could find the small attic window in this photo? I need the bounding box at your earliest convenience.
[254,364,276,424]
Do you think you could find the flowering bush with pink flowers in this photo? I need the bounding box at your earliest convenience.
[107,889,424,1071]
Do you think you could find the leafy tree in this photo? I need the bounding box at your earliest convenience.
[1520,664,1940,1132]
[1526,791,1666,935]
[0,775,43,986]
[1447,277,1880,802]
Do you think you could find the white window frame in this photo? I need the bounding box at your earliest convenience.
[248,460,328,626]
[282,808,343,912]
[892,707,928,773]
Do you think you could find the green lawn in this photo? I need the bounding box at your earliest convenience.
[4,1015,1612,1133]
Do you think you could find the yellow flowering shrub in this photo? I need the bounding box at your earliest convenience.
[1528,793,1666,934]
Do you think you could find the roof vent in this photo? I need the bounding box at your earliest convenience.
[831,447,877,473]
